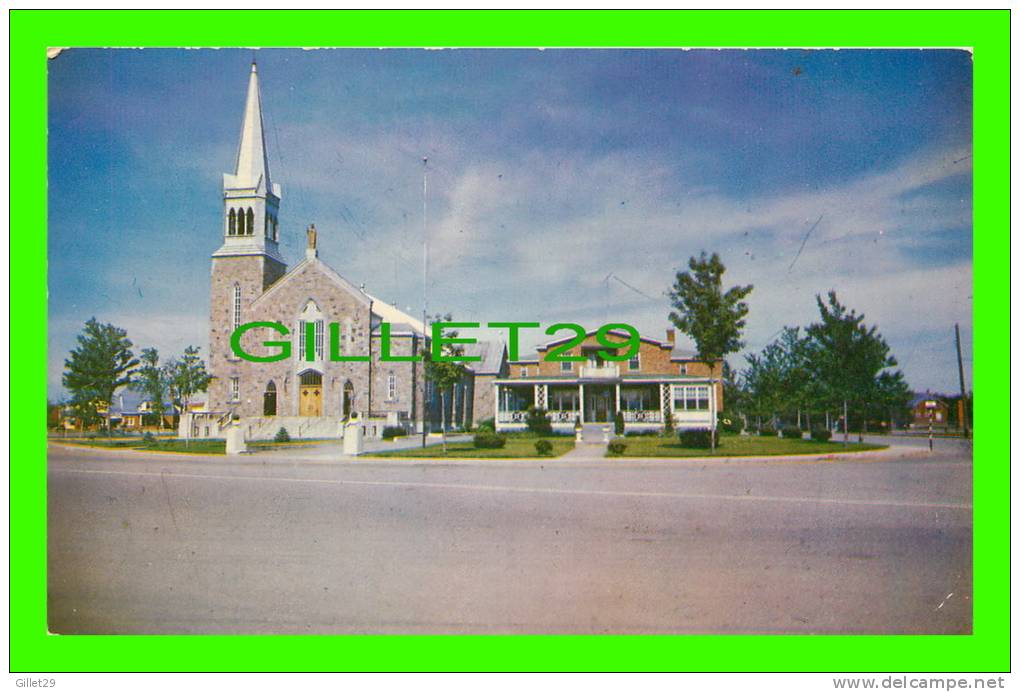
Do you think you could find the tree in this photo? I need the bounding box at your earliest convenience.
[668,252,753,448]
[742,327,814,431]
[742,346,785,431]
[668,251,754,367]
[131,347,170,431]
[802,291,905,444]
[424,314,467,455]
[166,346,212,440]
[62,318,139,435]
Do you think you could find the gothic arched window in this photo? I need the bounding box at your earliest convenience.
[228,208,236,235]
[246,208,255,236]
[263,381,277,417]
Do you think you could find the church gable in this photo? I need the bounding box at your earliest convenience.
[251,257,371,316]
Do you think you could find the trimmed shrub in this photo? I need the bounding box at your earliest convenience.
[781,426,803,440]
[381,426,405,440]
[473,431,507,449]
[663,407,675,435]
[534,439,553,456]
[719,413,743,434]
[759,425,778,437]
[475,417,495,432]
[142,431,156,444]
[607,440,628,456]
[679,428,714,449]
[625,429,659,437]
[811,428,832,442]
[614,410,625,436]
[274,427,291,443]
[525,406,553,436]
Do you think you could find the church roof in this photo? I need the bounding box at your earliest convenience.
[366,293,426,336]
[462,341,508,375]
[223,62,279,198]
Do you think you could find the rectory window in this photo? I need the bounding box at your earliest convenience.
[673,385,709,411]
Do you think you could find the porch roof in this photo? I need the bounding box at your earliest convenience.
[493,375,711,385]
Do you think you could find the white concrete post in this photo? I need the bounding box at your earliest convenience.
[343,419,364,456]
[615,384,621,415]
[225,422,247,456]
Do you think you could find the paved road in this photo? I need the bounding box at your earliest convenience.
[47,441,972,634]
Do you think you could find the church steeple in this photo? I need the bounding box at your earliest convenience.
[228,61,276,195]
[215,60,284,263]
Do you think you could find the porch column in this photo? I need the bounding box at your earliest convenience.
[493,383,499,424]
[659,383,668,424]
[615,383,621,414]
[579,384,585,424]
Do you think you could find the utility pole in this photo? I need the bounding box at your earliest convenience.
[420,156,429,448]
[955,323,970,439]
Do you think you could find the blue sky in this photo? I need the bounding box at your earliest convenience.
[48,48,973,398]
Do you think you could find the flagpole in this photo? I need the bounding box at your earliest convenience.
[420,156,429,448]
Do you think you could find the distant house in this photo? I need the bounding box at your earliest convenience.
[495,328,722,433]
[110,392,176,429]
[908,393,950,429]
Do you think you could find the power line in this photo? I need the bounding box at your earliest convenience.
[788,214,823,272]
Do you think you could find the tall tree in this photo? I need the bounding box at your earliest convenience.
[803,291,905,444]
[669,252,753,446]
[62,318,139,435]
[668,251,754,369]
[167,345,212,421]
[131,347,170,430]
[424,313,467,454]
[742,327,813,431]
[742,347,784,430]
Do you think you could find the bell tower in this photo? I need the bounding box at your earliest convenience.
[209,62,287,413]
[214,60,285,267]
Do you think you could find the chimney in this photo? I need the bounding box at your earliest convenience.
[666,329,676,345]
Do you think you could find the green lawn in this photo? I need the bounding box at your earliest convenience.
[367,435,575,459]
[610,434,885,458]
[54,438,226,454]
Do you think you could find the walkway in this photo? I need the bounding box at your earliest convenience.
[559,423,612,460]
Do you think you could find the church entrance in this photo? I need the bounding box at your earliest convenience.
[299,371,323,417]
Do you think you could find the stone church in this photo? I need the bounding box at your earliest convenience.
[183,63,505,441]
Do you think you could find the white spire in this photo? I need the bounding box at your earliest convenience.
[227,61,275,196]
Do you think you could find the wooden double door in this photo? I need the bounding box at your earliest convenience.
[299,371,323,417]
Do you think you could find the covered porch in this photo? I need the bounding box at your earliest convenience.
[493,380,712,432]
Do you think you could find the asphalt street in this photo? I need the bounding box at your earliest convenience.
[47,438,972,634]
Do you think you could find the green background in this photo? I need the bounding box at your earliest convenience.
[11,9,1009,672]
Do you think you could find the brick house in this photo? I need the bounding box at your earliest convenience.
[495,328,722,433]
[909,393,950,430]
[183,63,502,441]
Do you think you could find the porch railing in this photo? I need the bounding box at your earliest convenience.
[622,410,663,423]
[497,411,528,423]
[547,410,580,423]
